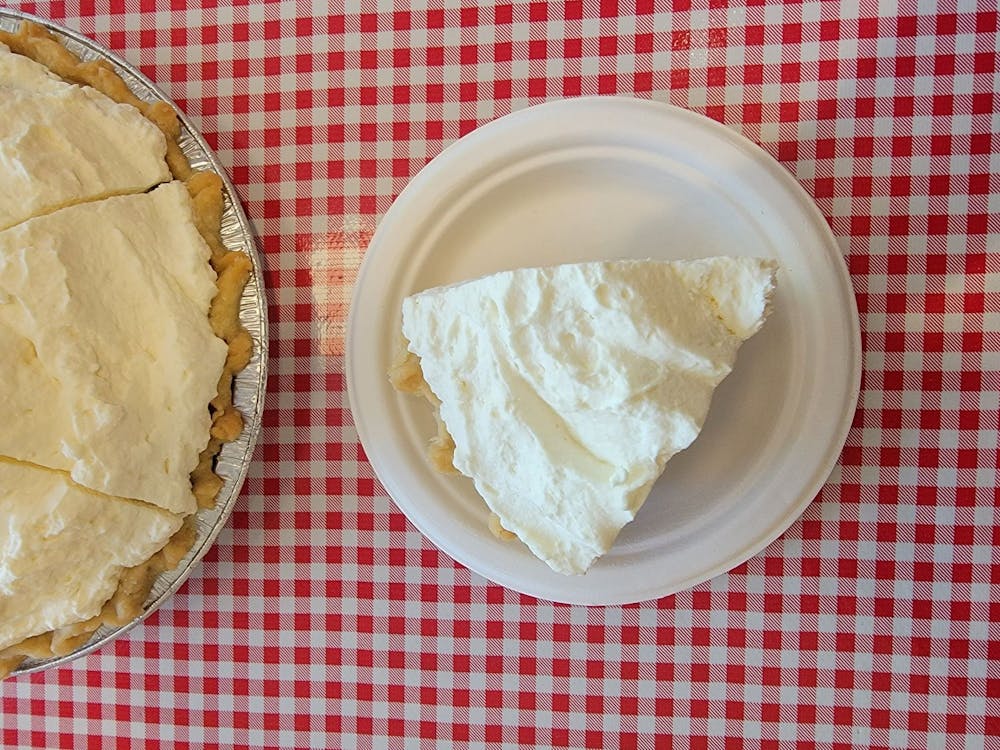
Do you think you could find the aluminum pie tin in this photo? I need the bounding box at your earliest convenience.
[1,9,269,677]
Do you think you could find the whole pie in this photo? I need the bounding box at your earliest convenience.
[0,21,253,676]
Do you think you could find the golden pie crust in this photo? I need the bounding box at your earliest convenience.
[0,21,253,677]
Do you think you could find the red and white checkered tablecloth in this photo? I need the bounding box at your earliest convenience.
[2,1,998,747]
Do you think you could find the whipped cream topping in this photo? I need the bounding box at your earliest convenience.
[0,43,170,231]
[0,181,227,516]
[401,258,777,575]
[0,459,181,651]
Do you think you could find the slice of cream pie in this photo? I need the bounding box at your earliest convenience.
[0,181,228,516]
[392,258,777,575]
[0,42,170,231]
[0,459,182,652]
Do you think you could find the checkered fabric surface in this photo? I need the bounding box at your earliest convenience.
[1,0,997,747]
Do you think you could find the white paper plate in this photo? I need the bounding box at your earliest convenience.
[347,97,859,605]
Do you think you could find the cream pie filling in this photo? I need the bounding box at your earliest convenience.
[0,43,170,231]
[400,258,777,575]
[0,182,227,516]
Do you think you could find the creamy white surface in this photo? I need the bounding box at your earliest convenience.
[0,181,227,516]
[0,459,181,651]
[0,43,170,231]
[401,258,777,575]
